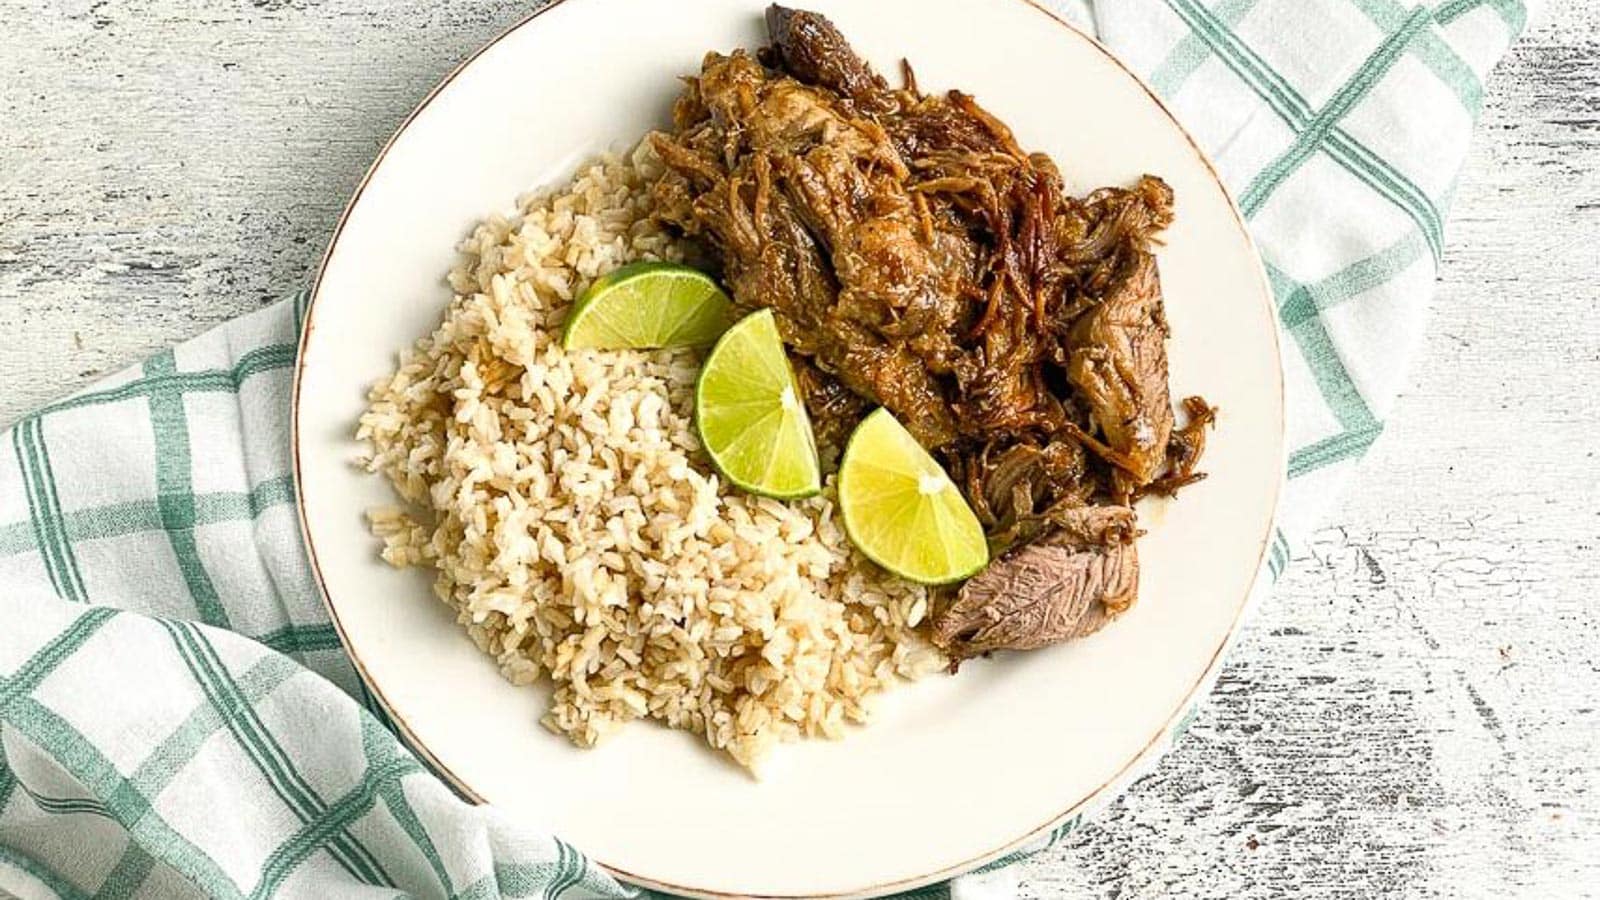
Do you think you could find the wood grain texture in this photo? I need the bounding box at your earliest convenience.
[0,1,1594,897]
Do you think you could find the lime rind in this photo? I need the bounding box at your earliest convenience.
[561,261,733,350]
[838,408,988,585]
[694,309,822,500]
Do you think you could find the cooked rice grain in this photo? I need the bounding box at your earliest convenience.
[357,145,944,771]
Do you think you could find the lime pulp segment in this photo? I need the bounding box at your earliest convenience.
[838,408,988,585]
[561,261,733,350]
[694,309,821,499]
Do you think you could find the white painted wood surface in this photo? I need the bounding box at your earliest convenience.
[1,1,1594,897]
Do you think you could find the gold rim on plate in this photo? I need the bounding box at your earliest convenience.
[290,1,1286,895]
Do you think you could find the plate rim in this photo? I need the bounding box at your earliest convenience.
[290,1,1287,896]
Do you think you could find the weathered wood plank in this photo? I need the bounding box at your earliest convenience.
[1,1,1594,897]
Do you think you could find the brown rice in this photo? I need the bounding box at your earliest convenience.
[357,143,944,771]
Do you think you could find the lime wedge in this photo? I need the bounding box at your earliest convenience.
[838,408,988,585]
[561,261,733,350]
[694,309,821,499]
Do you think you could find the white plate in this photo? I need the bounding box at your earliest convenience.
[293,0,1285,896]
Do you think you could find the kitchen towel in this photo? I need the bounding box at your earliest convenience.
[0,1,1531,897]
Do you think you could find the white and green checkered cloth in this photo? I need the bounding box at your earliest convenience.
[0,2,1530,897]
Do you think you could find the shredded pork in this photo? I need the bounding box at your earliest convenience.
[650,6,1214,664]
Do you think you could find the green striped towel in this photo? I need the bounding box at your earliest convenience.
[0,1,1529,897]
